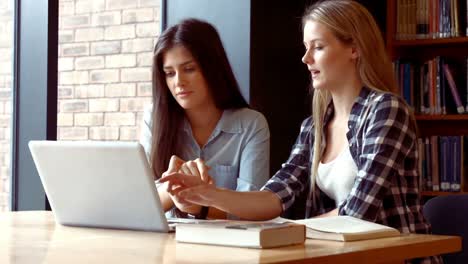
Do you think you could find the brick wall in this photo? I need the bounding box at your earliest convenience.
[0,0,160,211]
[0,0,13,212]
[57,0,159,141]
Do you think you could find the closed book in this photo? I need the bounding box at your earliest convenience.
[293,216,400,242]
[431,135,440,191]
[450,136,462,192]
[175,221,305,248]
[443,63,465,113]
[425,137,433,189]
[439,136,450,191]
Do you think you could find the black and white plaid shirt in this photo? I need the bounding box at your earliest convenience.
[262,87,431,234]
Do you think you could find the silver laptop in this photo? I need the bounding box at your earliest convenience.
[29,140,172,232]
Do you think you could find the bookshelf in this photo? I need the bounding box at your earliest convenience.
[385,0,467,197]
[421,191,468,196]
[415,114,468,121]
[394,36,468,46]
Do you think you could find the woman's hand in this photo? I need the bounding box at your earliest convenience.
[159,173,219,208]
[160,157,282,220]
[160,155,197,214]
[161,156,212,214]
[177,159,212,184]
[160,174,283,220]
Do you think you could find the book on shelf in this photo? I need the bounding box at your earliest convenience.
[419,135,465,192]
[450,136,463,192]
[431,135,440,191]
[439,136,450,191]
[417,138,426,188]
[443,63,465,113]
[395,57,467,114]
[424,137,433,190]
[292,216,401,242]
[466,57,468,112]
[175,221,305,249]
[396,0,467,40]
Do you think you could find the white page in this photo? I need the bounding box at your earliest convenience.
[293,216,396,234]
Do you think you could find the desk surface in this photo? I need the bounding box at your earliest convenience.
[0,211,461,264]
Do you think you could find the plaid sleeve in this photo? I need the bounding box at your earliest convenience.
[339,95,416,221]
[261,117,313,212]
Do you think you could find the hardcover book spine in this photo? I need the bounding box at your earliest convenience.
[435,57,441,114]
[440,58,447,114]
[450,136,462,192]
[418,138,425,189]
[425,138,433,190]
[416,0,424,38]
[466,57,468,112]
[443,64,465,113]
[440,136,450,191]
[431,136,440,191]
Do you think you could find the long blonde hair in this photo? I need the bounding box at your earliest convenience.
[303,0,397,195]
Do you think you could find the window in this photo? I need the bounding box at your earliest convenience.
[57,0,160,142]
[0,0,14,212]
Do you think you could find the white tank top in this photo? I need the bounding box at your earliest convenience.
[317,145,358,207]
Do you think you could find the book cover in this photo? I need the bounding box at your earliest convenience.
[425,137,433,190]
[175,221,305,249]
[454,0,460,37]
[435,57,441,114]
[439,136,450,191]
[431,135,441,191]
[421,61,428,112]
[440,57,447,114]
[293,216,400,242]
[416,0,425,38]
[466,0,468,36]
[404,63,412,105]
[418,138,425,189]
[450,136,462,192]
[443,63,465,113]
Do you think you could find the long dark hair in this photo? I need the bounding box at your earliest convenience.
[151,18,248,178]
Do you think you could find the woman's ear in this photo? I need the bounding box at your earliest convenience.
[350,46,359,60]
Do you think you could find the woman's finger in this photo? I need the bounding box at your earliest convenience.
[158,172,185,184]
[159,172,203,188]
[179,163,192,175]
[160,173,186,193]
[194,158,211,183]
[185,160,201,177]
[169,186,187,199]
[166,155,185,175]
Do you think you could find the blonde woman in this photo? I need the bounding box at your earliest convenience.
[161,3,439,261]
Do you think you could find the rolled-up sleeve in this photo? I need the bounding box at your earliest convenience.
[339,96,416,222]
[261,118,313,212]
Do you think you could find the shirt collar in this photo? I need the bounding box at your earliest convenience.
[182,109,243,134]
[322,86,371,130]
[350,86,372,120]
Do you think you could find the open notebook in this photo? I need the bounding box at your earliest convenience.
[293,216,401,241]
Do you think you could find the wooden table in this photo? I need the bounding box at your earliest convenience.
[0,211,461,263]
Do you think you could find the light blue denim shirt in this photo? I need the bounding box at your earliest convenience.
[140,107,270,192]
